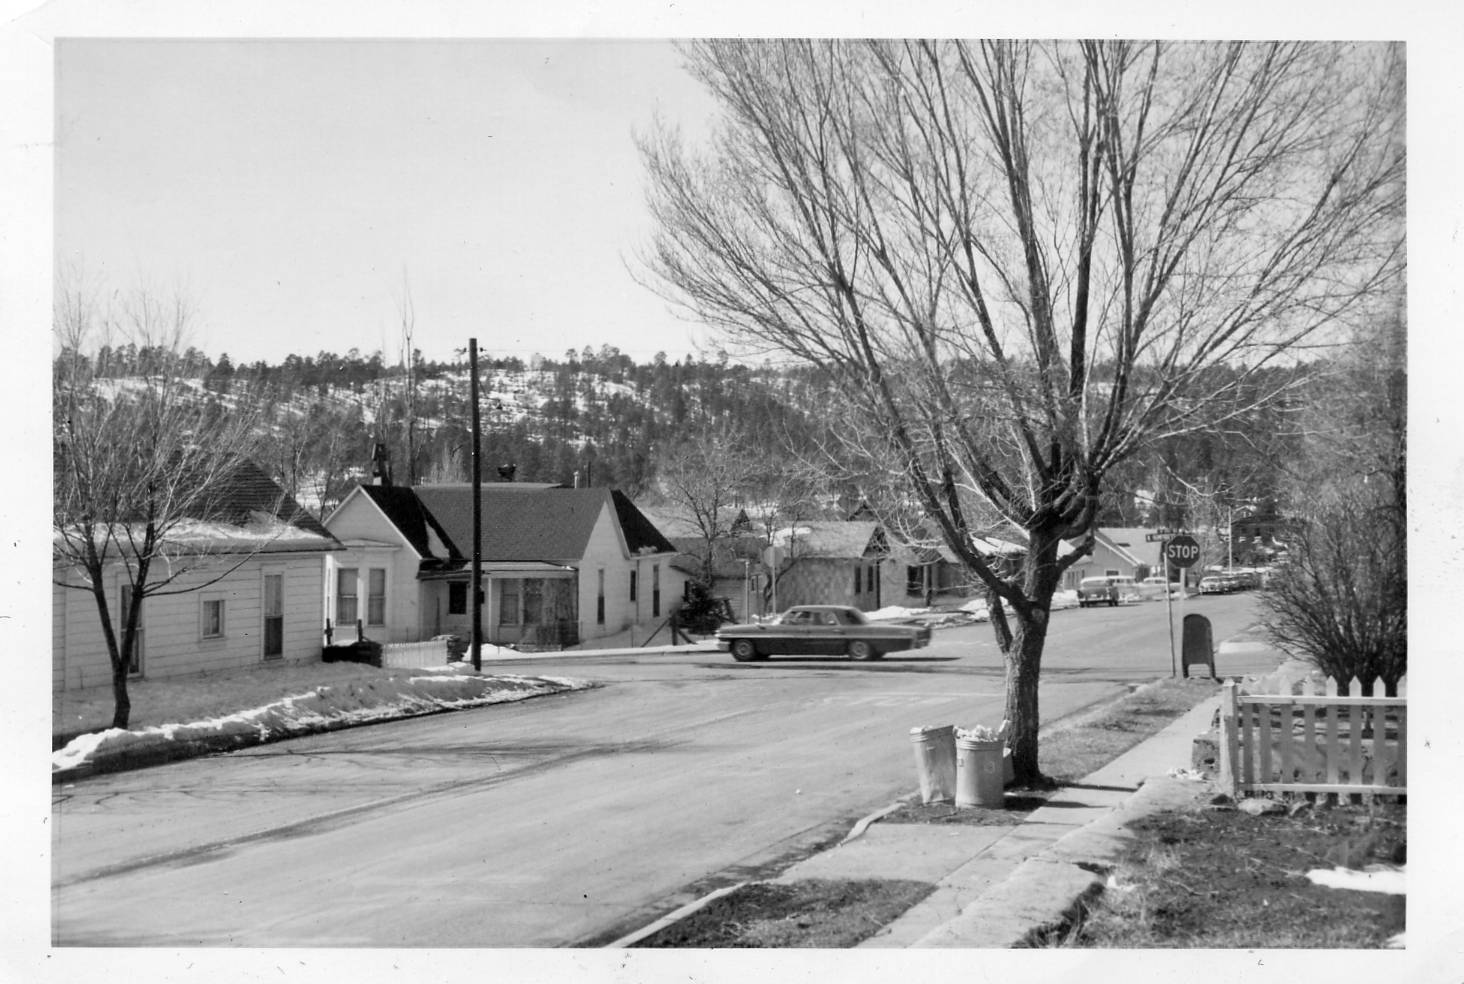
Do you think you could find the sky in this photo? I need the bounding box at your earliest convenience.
[54,38,724,366]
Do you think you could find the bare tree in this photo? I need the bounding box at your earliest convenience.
[654,425,762,587]
[396,269,421,486]
[1260,311,1406,694]
[640,40,1404,784]
[53,281,275,728]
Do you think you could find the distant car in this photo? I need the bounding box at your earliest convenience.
[715,605,932,662]
[1139,576,1171,600]
[1198,575,1227,595]
[1077,575,1140,607]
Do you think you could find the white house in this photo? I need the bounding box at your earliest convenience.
[52,460,342,691]
[323,480,680,648]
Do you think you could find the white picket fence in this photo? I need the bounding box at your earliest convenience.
[381,639,451,669]
[1220,672,1406,801]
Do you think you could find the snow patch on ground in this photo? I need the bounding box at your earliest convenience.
[52,668,591,775]
[1305,865,1406,895]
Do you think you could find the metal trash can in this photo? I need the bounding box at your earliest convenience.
[956,737,1006,808]
[909,725,957,804]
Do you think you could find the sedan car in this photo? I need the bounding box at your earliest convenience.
[1139,576,1172,600]
[1077,575,1140,607]
[715,605,932,662]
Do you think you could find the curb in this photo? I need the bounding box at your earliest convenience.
[605,881,750,948]
[604,796,913,947]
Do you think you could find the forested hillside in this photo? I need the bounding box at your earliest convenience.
[58,340,1321,528]
[62,342,834,516]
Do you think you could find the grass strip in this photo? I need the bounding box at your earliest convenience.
[630,878,934,948]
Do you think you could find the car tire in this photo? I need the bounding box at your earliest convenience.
[847,640,879,661]
[730,639,760,662]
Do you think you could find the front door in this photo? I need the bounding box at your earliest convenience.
[263,573,284,659]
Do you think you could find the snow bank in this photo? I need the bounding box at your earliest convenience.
[52,670,592,776]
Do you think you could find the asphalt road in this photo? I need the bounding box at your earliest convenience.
[51,592,1267,947]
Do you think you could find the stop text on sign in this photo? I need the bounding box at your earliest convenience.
[1165,534,1201,568]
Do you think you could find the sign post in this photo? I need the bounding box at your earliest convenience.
[762,545,784,616]
[1158,532,1201,676]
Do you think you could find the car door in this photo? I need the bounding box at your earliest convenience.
[774,609,813,654]
[811,610,845,655]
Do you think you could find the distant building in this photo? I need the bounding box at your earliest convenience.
[323,480,679,648]
[53,460,341,691]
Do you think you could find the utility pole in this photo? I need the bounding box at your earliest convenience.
[469,338,483,672]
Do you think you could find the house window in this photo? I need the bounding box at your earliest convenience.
[448,582,467,615]
[367,568,386,626]
[629,569,638,603]
[906,566,922,596]
[500,580,521,625]
[854,566,862,594]
[202,598,226,639]
[263,573,284,658]
[597,569,606,625]
[652,565,661,617]
[337,567,358,626]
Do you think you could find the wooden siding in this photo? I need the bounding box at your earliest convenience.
[53,554,327,691]
[326,545,421,644]
[775,558,887,612]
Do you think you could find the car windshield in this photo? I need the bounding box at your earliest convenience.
[778,608,867,626]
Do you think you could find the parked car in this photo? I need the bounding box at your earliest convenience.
[1077,575,1141,607]
[1139,576,1171,600]
[715,605,933,662]
[1198,575,1227,595]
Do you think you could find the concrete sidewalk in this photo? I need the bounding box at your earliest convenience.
[615,633,1284,949]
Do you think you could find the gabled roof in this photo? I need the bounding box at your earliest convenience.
[357,484,462,558]
[355,483,676,564]
[1091,527,1161,567]
[58,459,341,556]
[781,520,887,560]
[214,460,336,540]
[612,491,679,556]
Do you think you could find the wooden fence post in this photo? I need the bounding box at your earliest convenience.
[1220,680,1240,798]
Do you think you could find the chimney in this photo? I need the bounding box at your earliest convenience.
[371,443,393,487]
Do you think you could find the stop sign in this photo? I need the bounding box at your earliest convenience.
[1164,533,1201,568]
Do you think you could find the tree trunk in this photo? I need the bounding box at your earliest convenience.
[111,656,132,730]
[1002,607,1049,786]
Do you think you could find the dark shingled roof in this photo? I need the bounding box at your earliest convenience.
[361,484,676,564]
[358,484,462,558]
[211,459,337,541]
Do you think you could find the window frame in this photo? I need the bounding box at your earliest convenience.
[337,567,359,626]
[366,567,387,626]
[201,596,227,640]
